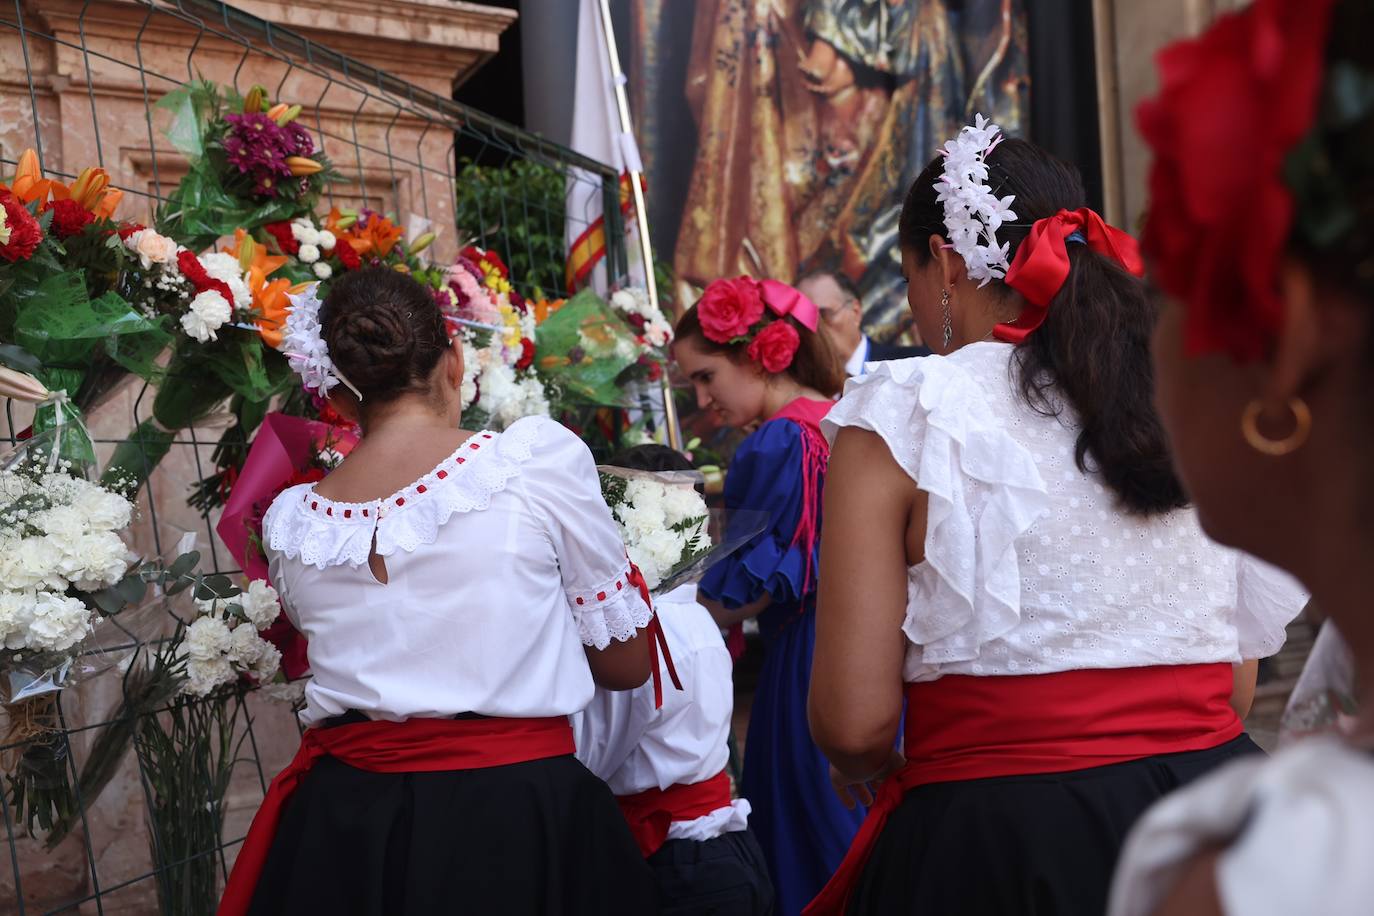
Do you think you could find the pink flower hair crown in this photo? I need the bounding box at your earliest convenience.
[696,277,820,373]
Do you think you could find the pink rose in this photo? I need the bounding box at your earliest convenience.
[698,276,765,343]
[746,320,800,373]
[129,228,179,270]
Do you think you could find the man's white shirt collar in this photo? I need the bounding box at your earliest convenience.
[845,334,871,377]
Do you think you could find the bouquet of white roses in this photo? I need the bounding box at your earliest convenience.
[599,468,711,592]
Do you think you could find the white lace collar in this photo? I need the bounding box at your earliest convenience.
[263,420,539,569]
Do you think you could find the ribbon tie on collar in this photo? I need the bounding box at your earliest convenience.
[996,208,1144,344]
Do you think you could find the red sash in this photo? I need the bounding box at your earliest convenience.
[804,663,1241,915]
[218,715,575,916]
[616,770,734,857]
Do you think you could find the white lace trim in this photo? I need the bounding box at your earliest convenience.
[568,563,654,650]
[823,352,1050,666]
[262,420,541,569]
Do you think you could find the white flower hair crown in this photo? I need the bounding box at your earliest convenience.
[281,283,364,401]
[935,113,1019,287]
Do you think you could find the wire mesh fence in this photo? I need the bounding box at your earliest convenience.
[1,1,625,911]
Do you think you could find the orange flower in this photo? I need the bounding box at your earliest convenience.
[345,213,403,259]
[223,228,287,277]
[3,149,56,206]
[533,298,567,325]
[250,265,296,349]
[2,149,122,218]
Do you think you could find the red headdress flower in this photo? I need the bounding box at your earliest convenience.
[1136,0,1336,361]
[696,277,821,373]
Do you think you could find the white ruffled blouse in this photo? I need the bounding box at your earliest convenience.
[262,415,652,726]
[823,342,1306,683]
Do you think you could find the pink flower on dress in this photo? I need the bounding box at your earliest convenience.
[698,276,765,343]
[746,320,800,373]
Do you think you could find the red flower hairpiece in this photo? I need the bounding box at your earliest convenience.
[1137,0,1336,361]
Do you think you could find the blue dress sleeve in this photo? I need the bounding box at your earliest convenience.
[699,419,818,609]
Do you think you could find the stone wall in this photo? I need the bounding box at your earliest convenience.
[0,1,512,911]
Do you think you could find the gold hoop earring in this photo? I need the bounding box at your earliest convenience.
[1241,398,1311,456]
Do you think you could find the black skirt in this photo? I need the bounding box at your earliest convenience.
[246,751,656,915]
[647,829,775,916]
[847,734,1262,916]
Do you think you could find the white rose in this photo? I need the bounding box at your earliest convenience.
[239,580,281,631]
[26,591,93,652]
[0,590,36,650]
[127,229,179,270]
[312,261,332,280]
[185,615,232,661]
[298,243,321,264]
[72,485,132,532]
[317,230,336,251]
[183,656,235,697]
[181,290,232,342]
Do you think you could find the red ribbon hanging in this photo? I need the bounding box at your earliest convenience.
[994,207,1145,344]
[625,560,683,709]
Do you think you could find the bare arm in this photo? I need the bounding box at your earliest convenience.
[585,629,652,690]
[1231,659,1259,719]
[700,593,772,629]
[809,426,921,781]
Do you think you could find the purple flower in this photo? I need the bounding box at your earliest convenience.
[253,173,281,198]
[284,122,315,157]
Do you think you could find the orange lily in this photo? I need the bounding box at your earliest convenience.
[250,266,296,349]
[223,228,287,277]
[3,149,56,206]
[533,298,567,325]
[347,213,403,258]
[51,166,123,220]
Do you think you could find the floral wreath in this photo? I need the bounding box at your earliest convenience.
[281,283,364,400]
[696,277,819,373]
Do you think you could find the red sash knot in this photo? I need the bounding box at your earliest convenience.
[616,770,734,857]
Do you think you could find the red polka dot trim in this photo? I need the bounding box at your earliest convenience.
[437,470,448,479]
[576,597,585,606]
[597,591,607,601]
[395,497,405,507]
[311,502,318,511]
[616,581,622,590]
[344,509,352,519]
[326,507,333,517]
[416,485,427,494]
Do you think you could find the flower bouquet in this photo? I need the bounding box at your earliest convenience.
[156,80,338,251]
[598,467,711,594]
[438,246,550,430]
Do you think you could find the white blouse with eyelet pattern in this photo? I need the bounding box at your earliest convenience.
[823,341,1307,683]
[262,414,651,727]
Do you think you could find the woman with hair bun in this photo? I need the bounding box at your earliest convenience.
[219,266,657,915]
[805,118,1306,915]
[673,280,857,915]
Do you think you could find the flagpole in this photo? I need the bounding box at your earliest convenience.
[594,0,682,451]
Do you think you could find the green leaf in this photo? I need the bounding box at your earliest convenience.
[90,588,127,615]
[168,551,201,581]
[116,574,149,606]
[0,343,42,374]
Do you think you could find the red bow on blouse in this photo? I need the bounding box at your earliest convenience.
[995,207,1145,344]
[626,561,683,708]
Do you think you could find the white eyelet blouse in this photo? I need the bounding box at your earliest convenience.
[262,415,652,726]
[823,342,1307,683]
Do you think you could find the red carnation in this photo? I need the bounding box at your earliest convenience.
[746,320,800,373]
[334,241,361,271]
[263,221,299,255]
[176,249,236,308]
[48,198,95,240]
[697,276,765,343]
[0,191,42,263]
[516,338,536,371]
[117,222,146,240]
[1136,0,1335,361]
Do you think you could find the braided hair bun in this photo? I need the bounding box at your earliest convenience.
[320,266,448,402]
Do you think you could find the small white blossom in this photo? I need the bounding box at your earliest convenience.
[181,290,232,342]
[298,243,321,264]
[936,113,1018,287]
[312,261,332,280]
[317,230,336,251]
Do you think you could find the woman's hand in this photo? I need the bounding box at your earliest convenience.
[829,749,905,810]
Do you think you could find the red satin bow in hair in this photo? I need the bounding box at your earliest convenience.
[995,208,1145,344]
[759,279,820,332]
[625,561,683,709]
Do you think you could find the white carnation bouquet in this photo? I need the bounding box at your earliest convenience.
[179,579,282,697]
[599,469,710,592]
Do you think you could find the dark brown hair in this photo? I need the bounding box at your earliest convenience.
[900,138,1187,516]
[320,266,449,402]
[674,299,845,398]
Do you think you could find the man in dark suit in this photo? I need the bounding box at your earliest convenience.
[796,269,930,376]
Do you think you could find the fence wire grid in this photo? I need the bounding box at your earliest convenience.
[1,1,626,911]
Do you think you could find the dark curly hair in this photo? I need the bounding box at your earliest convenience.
[900,138,1187,516]
[319,267,449,402]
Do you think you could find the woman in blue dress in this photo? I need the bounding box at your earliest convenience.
[673,276,859,915]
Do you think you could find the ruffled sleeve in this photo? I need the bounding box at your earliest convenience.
[699,419,816,609]
[1234,553,1308,659]
[517,416,654,650]
[822,354,1050,666]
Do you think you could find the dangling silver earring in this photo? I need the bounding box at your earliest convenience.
[940,288,953,350]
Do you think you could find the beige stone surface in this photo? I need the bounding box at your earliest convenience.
[1,0,512,910]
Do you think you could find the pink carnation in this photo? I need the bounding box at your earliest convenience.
[698,276,764,343]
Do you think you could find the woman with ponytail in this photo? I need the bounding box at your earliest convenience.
[804,122,1307,915]
[673,280,856,915]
